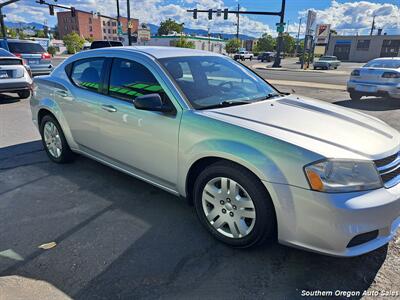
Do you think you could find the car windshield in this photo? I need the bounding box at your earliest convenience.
[8,42,45,54]
[320,56,335,61]
[363,60,400,69]
[160,56,278,109]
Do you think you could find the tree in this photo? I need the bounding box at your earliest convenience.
[282,33,296,54]
[225,38,241,54]
[63,32,85,54]
[173,37,195,49]
[255,33,276,52]
[36,30,46,38]
[157,19,184,36]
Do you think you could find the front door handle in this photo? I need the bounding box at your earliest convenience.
[101,104,117,112]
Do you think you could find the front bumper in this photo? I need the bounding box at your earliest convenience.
[347,80,400,98]
[263,181,400,257]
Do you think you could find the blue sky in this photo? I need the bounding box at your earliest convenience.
[4,0,400,37]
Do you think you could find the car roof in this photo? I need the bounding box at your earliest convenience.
[96,46,224,59]
[370,57,400,61]
[6,39,41,44]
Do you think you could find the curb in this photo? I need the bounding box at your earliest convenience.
[252,64,349,75]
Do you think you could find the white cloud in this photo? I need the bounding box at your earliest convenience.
[4,0,271,37]
[300,1,400,35]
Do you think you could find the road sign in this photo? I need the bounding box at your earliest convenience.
[276,22,286,33]
[117,24,123,35]
[305,10,317,35]
[128,20,133,29]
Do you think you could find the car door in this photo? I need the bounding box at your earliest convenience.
[95,57,181,188]
[59,57,109,152]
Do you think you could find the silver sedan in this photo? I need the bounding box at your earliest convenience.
[347,57,400,100]
[31,47,400,257]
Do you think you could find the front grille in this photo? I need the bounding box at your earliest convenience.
[374,152,400,188]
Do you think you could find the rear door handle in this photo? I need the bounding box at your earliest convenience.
[101,104,117,112]
[55,90,69,97]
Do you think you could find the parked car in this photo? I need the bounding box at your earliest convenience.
[0,39,53,75]
[347,57,400,100]
[0,48,32,98]
[258,52,275,62]
[313,55,341,70]
[90,40,123,49]
[234,51,254,61]
[31,47,400,257]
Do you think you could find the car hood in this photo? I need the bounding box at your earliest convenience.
[201,95,400,160]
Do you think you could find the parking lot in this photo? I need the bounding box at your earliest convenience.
[1,58,400,299]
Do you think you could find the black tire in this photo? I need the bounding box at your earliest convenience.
[17,90,30,99]
[193,161,276,248]
[249,57,252,61]
[40,114,75,163]
[350,92,362,101]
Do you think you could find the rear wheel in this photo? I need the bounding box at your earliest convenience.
[350,92,362,101]
[40,114,74,163]
[17,90,30,99]
[193,161,276,248]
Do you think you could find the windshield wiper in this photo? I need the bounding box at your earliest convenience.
[251,93,282,102]
[198,100,252,110]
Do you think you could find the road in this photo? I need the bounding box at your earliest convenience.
[1,57,400,299]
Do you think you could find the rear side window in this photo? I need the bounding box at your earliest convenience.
[8,42,45,54]
[71,58,106,92]
[0,48,14,57]
[108,58,165,101]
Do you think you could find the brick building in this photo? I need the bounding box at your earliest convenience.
[57,10,138,41]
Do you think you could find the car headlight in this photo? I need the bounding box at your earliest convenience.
[304,159,383,193]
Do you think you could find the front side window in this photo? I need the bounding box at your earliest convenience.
[70,58,106,92]
[108,58,167,103]
[160,56,277,109]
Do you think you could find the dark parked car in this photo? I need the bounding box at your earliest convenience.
[90,40,123,49]
[0,39,53,75]
[258,52,275,62]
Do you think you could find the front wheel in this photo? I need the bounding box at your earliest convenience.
[40,114,75,163]
[193,161,276,248]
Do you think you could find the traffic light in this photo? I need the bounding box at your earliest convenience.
[217,9,221,17]
[71,7,76,17]
[208,9,212,20]
[193,8,197,19]
[223,8,228,20]
[49,4,54,15]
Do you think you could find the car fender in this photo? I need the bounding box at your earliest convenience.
[178,139,288,197]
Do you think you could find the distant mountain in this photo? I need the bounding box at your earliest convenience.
[5,21,46,30]
[148,23,255,40]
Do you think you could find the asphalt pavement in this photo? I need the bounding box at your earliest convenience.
[1,57,400,299]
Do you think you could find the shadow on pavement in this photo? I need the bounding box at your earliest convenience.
[0,93,22,105]
[334,97,400,111]
[0,141,388,299]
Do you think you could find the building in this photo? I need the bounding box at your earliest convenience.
[243,39,258,52]
[139,34,226,54]
[326,34,400,62]
[57,10,138,41]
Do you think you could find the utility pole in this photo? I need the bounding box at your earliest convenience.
[236,3,239,40]
[272,0,286,67]
[294,17,302,57]
[127,0,132,45]
[370,15,375,36]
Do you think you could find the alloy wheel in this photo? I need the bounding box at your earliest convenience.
[201,177,256,239]
[43,121,62,158]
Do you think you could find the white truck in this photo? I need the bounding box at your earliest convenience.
[234,51,254,61]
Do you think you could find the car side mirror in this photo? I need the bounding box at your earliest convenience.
[133,93,175,114]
